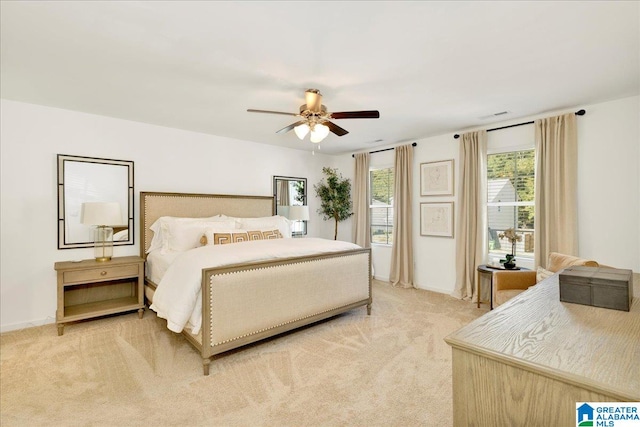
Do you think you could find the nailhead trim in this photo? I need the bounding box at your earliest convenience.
[208,256,368,347]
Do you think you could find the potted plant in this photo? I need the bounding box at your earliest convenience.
[314,167,353,240]
[498,228,522,269]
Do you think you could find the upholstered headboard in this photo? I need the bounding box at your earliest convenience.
[140,192,274,257]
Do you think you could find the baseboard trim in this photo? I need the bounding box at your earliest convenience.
[373,277,453,296]
[414,283,452,295]
[0,317,55,334]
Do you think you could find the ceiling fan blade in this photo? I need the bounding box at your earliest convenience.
[276,120,307,134]
[325,121,349,137]
[330,110,380,119]
[247,109,298,117]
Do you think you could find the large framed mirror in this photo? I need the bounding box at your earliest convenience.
[57,154,134,249]
[273,175,307,236]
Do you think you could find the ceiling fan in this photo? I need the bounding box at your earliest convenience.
[247,89,380,143]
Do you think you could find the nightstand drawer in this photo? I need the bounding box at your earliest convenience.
[63,264,139,284]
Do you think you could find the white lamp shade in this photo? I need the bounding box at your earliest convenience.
[288,205,310,221]
[310,123,329,143]
[277,205,290,219]
[81,202,123,226]
[294,123,310,140]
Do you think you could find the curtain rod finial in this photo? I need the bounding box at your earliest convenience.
[576,109,586,116]
[454,134,460,139]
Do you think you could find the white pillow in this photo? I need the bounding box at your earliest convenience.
[113,229,129,241]
[147,216,230,253]
[148,220,166,254]
[164,219,237,252]
[236,215,292,238]
[536,266,554,282]
[217,214,237,221]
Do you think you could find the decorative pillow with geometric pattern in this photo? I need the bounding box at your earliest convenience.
[212,231,247,245]
[261,229,283,240]
[208,229,282,245]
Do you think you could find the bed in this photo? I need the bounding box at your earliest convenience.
[140,191,372,375]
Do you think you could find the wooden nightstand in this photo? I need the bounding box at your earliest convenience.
[54,256,145,336]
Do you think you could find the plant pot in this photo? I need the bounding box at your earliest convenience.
[503,262,516,270]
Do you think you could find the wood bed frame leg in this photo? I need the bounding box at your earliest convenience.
[367,303,372,315]
[203,358,211,376]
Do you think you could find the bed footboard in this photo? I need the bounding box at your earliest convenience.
[197,248,371,375]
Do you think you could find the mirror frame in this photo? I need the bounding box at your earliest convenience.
[273,175,307,236]
[57,154,134,249]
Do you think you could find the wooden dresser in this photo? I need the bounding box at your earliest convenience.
[445,273,640,426]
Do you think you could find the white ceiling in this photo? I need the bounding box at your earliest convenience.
[1,1,638,155]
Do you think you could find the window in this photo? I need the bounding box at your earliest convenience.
[370,167,394,245]
[487,150,535,259]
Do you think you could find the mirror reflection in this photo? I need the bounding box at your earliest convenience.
[273,176,307,236]
[57,154,134,249]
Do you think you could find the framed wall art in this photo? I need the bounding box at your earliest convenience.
[420,202,454,238]
[420,159,454,196]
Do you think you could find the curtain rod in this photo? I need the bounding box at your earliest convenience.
[453,109,586,139]
[352,142,417,158]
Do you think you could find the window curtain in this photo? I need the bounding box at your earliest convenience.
[390,144,414,288]
[534,113,578,268]
[453,131,487,302]
[352,152,371,248]
[278,180,290,206]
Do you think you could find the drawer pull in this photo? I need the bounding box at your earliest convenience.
[100,271,107,276]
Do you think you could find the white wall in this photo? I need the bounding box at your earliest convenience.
[344,95,640,295]
[2,95,638,330]
[411,135,459,292]
[576,96,639,269]
[0,99,343,331]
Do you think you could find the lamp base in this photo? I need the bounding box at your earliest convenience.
[93,226,114,262]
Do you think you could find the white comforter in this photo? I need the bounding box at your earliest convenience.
[149,238,361,334]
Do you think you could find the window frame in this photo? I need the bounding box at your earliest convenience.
[486,148,535,261]
[369,166,394,246]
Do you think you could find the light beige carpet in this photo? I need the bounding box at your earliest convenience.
[1,280,487,427]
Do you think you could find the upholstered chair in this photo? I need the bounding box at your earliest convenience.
[492,252,599,307]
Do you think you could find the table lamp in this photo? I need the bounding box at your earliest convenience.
[81,202,123,261]
[288,205,310,237]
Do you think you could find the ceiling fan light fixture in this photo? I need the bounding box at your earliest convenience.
[294,123,309,140]
[247,89,379,143]
[310,123,329,143]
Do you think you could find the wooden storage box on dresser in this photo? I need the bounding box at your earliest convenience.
[559,266,633,311]
[54,256,145,335]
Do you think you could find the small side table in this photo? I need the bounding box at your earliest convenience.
[477,264,530,310]
[54,256,145,335]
